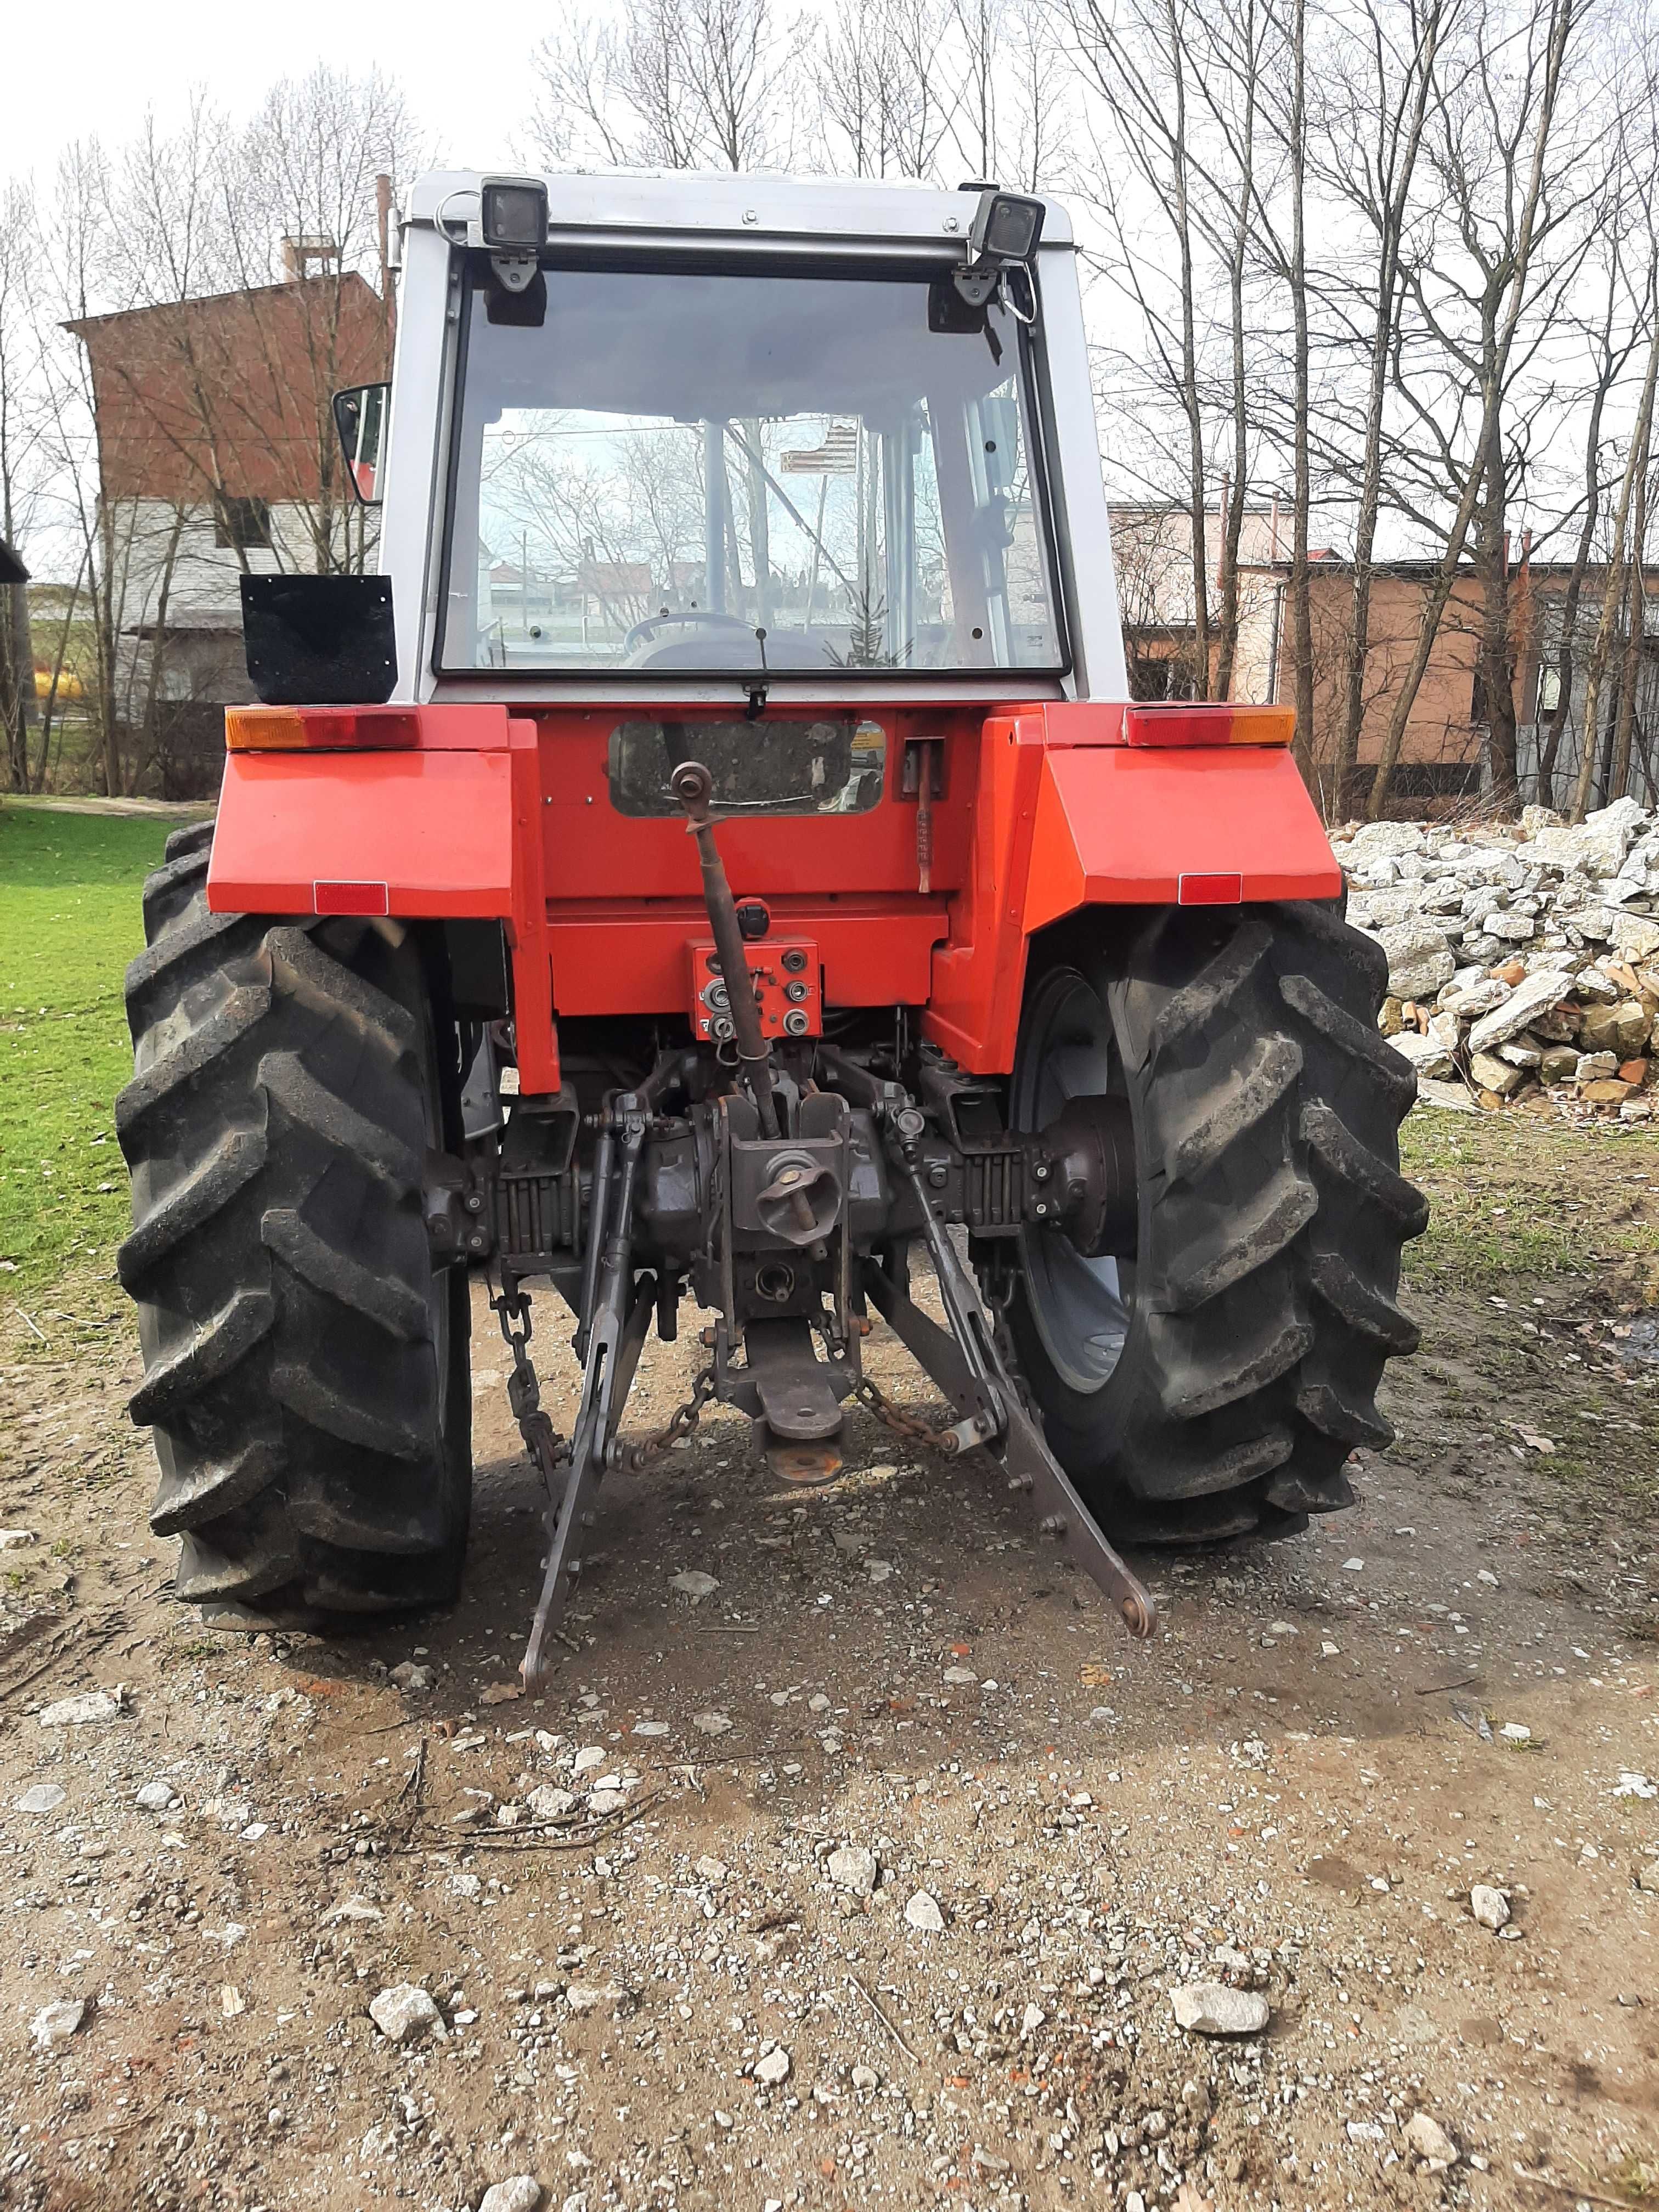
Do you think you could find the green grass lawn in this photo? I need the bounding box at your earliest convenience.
[0,804,179,1293]
[1400,1105,1659,1298]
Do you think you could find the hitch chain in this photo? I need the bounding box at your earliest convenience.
[854,1265,1037,1458]
[617,1365,717,1475]
[493,1279,716,1486]
[854,1372,960,1455]
[491,1283,567,1488]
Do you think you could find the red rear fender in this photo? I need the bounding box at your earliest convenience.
[923,709,1340,1072]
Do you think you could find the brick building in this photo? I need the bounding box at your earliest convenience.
[67,258,389,786]
[1250,559,1659,816]
[1108,503,1659,816]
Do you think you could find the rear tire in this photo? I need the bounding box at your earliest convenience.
[117,821,471,1627]
[991,899,1425,1543]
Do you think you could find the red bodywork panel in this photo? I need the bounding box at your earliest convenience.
[208,696,1339,1085]
[1026,744,1340,923]
[209,748,516,912]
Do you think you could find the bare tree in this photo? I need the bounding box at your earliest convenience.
[1057,0,1215,690]
[1214,3,1265,704]
[1307,0,1455,812]
[1606,431,1650,804]
[1280,0,1316,767]
[37,136,143,797]
[14,74,403,796]
[530,0,703,167]
[120,80,403,549]
[1533,205,1633,805]
[528,0,797,172]
[813,0,957,177]
[226,71,411,574]
[1156,0,1311,735]
[1364,0,1591,816]
[1165,0,1273,701]
[1571,247,1659,816]
[1000,0,1073,190]
[0,179,46,791]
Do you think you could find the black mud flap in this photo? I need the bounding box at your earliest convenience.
[240,573,397,706]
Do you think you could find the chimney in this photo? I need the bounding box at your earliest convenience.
[280,236,341,282]
[375,173,397,350]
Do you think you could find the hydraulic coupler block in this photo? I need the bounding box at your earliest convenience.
[689,937,821,1044]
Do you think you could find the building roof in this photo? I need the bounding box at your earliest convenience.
[64,269,365,335]
[125,607,244,640]
[1238,555,1659,583]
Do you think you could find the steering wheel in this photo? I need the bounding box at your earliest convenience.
[620,609,760,657]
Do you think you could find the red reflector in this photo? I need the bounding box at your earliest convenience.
[314,880,390,916]
[1178,872,1244,906]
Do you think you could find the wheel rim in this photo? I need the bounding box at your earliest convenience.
[1011,967,1136,1396]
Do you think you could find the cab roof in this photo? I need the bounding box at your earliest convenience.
[405,168,1075,251]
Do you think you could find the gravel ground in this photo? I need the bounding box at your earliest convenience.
[2,1211,1658,2212]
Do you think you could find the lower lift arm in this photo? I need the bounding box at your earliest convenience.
[865,1125,1157,1640]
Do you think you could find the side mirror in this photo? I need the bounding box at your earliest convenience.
[333,383,389,505]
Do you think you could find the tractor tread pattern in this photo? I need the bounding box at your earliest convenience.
[1278,971,1418,1107]
[151,1438,283,1538]
[266,926,419,1057]
[262,1207,432,1342]
[117,1126,268,1291]
[165,819,219,862]
[1308,1249,1420,1353]
[174,1513,303,1604]
[1119,1424,1295,1502]
[125,904,264,1012]
[116,987,274,1139]
[127,1288,278,1425]
[1145,919,1273,1057]
[142,847,219,936]
[1156,1169,1319,1311]
[1300,1102,1429,1231]
[118,838,469,1625]
[1000,898,1424,1545]
[270,1359,428,1460]
[258,1053,421,1192]
[1165,1032,1303,1184]
[1154,1316,1315,1423]
[1296,1376,1396,1448]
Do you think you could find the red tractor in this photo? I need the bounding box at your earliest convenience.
[118,171,1424,1680]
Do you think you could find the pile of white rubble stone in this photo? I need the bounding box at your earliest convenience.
[1334,796,1659,1118]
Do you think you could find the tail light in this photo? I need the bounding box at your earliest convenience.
[1123,704,1294,748]
[224,707,421,752]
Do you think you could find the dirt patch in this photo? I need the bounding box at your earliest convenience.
[1,1117,1657,2212]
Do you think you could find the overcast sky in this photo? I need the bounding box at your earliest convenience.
[7,1,523,187]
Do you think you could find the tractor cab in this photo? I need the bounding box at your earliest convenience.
[359,170,1128,711]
